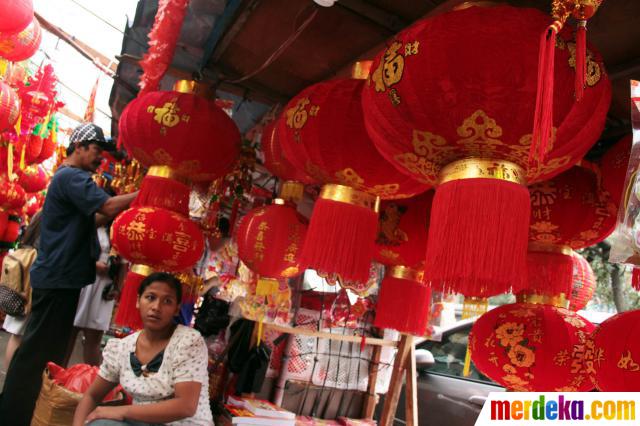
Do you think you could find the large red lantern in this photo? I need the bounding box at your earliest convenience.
[236,201,307,280]
[278,78,430,286]
[362,5,611,297]
[524,164,618,297]
[470,303,595,391]
[0,18,42,62]
[0,81,20,132]
[569,252,596,311]
[111,206,204,272]
[590,310,640,391]
[599,135,631,207]
[120,83,241,215]
[0,0,33,34]
[17,165,48,193]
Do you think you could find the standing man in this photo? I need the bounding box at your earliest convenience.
[0,123,138,426]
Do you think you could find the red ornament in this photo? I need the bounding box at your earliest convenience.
[0,18,42,62]
[0,0,33,34]
[0,213,21,247]
[17,165,48,193]
[599,135,632,207]
[111,206,205,272]
[35,132,56,163]
[0,81,20,132]
[470,303,595,391]
[236,202,307,279]
[590,310,640,391]
[278,78,429,286]
[569,252,596,311]
[523,165,617,296]
[0,176,26,211]
[362,5,611,297]
[262,120,315,185]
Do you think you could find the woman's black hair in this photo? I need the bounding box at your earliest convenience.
[137,272,183,304]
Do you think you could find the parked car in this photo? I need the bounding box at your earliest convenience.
[384,309,614,426]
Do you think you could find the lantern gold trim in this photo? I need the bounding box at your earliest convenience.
[279,180,304,203]
[516,292,569,309]
[528,242,573,256]
[130,264,155,277]
[320,184,380,213]
[386,265,424,283]
[438,158,526,186]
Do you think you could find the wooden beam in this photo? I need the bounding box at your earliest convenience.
[209,0,262,64]
[362,345,382,419]
[380,334,413,426]
[337,0,407,33]
[405,343,418,426]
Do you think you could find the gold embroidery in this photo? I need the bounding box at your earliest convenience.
[617,351,640,372]
[495,322,524,347]
[508,344,535,368]
[456,110,503,155]
[566,42,602,87]
[146,98,190,131]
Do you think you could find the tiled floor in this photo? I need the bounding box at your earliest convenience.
[0,329,85,390]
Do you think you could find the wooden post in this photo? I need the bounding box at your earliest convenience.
[361,345,382,419]
[404,343,418,426]
[379,334,413,426]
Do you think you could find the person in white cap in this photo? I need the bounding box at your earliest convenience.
[0,123,138,426]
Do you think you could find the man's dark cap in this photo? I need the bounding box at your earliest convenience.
[68,123,114,153]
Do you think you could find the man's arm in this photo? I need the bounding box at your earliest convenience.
[98,192,138,218]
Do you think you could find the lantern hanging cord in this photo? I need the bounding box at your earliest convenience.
[225,8,318,84]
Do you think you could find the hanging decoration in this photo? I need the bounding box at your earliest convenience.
[279,77,429,288]
[590,310,640,391]
[0,80,20,132]
[568,252,596,311]
[373,191,433,335]
[361,4,611,298]
[0,0,33,34]
[17,164,48,193]
[0,18,42,62]
[470,303,595,391]
[138,0,189,95]
[599,135,632,207]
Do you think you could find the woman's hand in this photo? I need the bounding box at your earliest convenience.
[85,406,128,423]
[96,261,109,276]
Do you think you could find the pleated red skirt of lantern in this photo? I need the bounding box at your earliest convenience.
[130,167,191,216]
[470,303,595,391]
[525,248,574,298]
[114,264,154,330]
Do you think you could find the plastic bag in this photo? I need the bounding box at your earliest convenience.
[48,362,126,402]
[609,80,640,265]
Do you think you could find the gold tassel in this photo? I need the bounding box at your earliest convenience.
[462,297,489,377]
[14,113,21,136]
[19,144,26,170]
[7,143,14,181]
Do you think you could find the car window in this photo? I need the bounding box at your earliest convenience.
[420,325,494,384]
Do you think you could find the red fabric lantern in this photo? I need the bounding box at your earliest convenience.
[278,78,429,286]
[114,264,154,331]
[362,5,611,297]
[35,132,56,163]
[111,206,205,272]
[523,165,617,296]
[590,310,640,391]
[17,165,48,193]
[470,303,595,391]
[0,81,20,132]
[373,192,434,335]
[0,0,33,34]
[0,176,26,211]
[0,18,42,62]
[569,252,596,311]
[236,202,307,279]
[599,135,632,207]
[120,90,241,182]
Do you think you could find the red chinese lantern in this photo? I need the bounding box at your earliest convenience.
[470,303,595,391]
[362,5,611,297]
[0,176,26,212]
[524,165,618,297]
[17,165,48,193]
[599,135,631,207]
[0,0,33,34]
[0,81,20,132]
[278,78,430,286]
[120,82,241,214]
[114,264,154,331]
[0,18,42,62]
[262,120,315,202]
[590,310,640,391]
[569,252,596,311]
[35,131,56,163]
[111,206,205,272]
[236,201,307,280]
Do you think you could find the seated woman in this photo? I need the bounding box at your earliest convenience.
[73,272,213,426]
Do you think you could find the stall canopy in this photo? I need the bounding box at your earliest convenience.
[109,0,640,154]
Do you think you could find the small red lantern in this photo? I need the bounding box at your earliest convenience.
[111,206,205,272]
[0,18,42,62]
[0,0,33,34]
[569,252,596,311]
[278,78,430,286]
[362,5,611,297]
[35,131,56,163]
[470,303,595,391]
[17,165,48,193]
[0,81,20,132]
[599,135,632,207]
[236,201,307,280]
[0,212,21,248]
[0,176,26,212]
[590,310,640,391]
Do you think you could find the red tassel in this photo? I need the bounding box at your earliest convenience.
[531,23,560,163]
[575,21,587,102]
[424,178,530,297]
[374,274,431,336]
[300,190,378,286]
[131,174,191,216]
[114,269,147,331]
[632,267,640,292]
[518,251,574,297]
